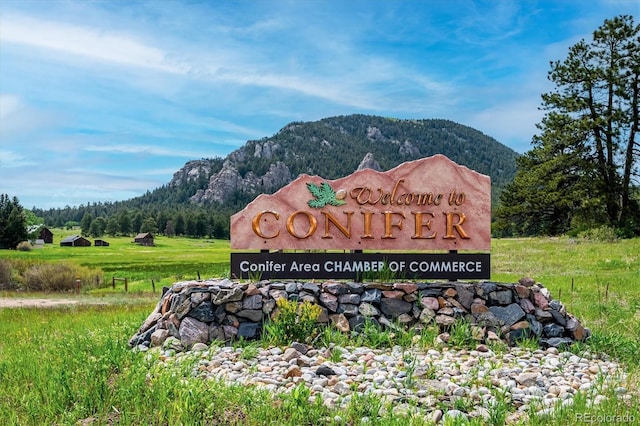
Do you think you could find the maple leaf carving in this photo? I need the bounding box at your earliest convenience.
[306,182,346,208]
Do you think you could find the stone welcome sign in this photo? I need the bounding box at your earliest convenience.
[231,154,491,280]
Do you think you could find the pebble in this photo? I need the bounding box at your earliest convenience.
[148,344,628,423]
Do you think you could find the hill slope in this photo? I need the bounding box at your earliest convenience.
[172,114,518,208]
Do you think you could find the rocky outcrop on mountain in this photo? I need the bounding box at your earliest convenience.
[357,152,382,171]
[191,160,292,204]
[169,115,519,207]
[169,159,216,188]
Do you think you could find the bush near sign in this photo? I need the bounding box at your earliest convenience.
[230,155,491,280]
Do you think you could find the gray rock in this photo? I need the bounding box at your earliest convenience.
[323,283,349,295]
[489,290,513,305]
[319,292,338,312]
[541,337,573,348]
[346,282,365,294]
[349,315,368,332]
[301,283,320,295]
[339,294,361,305]
[285,282,298,294]
[526,314,544,337]
[179,317,209,349]
[543,323,565,338]
[236,309,264,322]
[479,282,497,295]
[209,324,225,342]
[188,301,216,322]
[489,303,525,327]
[379,298,413,318]
[550,310,567,327]
[243,295,263,310]
[361,289,382,304]
[211,286,244,305]
[316,365,336,376]
[358,302,379,317]
[337,303,359,317]
[455,284,475,309]
[419,308,436,323]
[237,322,261,339]
[150,329,169,347]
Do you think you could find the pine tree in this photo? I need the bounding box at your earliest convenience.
[0,195,28,249]
[497,15,639,236]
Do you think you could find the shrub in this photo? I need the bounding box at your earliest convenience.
[16,241,32,251]
[578,225,618,242]
[23,261,104,292]
[263,298,322,345]
[0,259,15,290]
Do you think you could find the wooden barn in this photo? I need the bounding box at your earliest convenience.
[133,232,154,246]
[60,235,91,247]
[27,225,54,244]
[94,239,110,247]
[38,227,54,244]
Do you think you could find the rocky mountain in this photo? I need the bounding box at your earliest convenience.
[34,114,520,234]
[170,114,518,208]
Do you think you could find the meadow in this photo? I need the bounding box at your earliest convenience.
[0,234,638,425]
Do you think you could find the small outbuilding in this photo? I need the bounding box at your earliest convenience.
[38,227,54,244]
[133,232,154,246]
[60,235,91,247]
[27,225,54,244]
[94,239,110,247]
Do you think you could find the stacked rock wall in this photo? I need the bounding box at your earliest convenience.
[129,278,589,351]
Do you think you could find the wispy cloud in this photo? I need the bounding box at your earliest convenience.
[0,14,188,74]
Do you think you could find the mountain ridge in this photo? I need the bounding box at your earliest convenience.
[170,114,518,208]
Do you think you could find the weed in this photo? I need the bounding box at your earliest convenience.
[448,318,474,348]
[515,334,540,351]
[329,347,343,363]
[262,298,322,345]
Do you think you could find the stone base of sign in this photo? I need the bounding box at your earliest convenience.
[129,278,589,351]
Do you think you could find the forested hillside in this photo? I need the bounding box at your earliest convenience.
[34,115,518,239]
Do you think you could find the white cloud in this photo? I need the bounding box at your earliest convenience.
[83,143,209,159]
[0,14,188,74]
[0,94,23,120]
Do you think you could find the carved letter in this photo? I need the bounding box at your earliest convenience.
[360,210,374,239]
[443,212,469,239]
[286,211,317,239]
[252,211,280,239]
[322,211,353,239]
[382,211,406,239]
[411,211,436,239]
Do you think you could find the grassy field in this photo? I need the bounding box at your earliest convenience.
[0,228,231,291]
[0,236,638,425]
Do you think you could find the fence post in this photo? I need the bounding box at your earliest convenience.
[112,276,115,289]
[75,279,81,294]
[151,279,156,293]
[125,278,128,292]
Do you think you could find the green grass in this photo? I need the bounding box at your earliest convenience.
[0,236,639,425]
[0,228,231,291]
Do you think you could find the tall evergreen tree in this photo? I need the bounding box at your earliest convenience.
[0,195,28,249]
[497,15,639,236]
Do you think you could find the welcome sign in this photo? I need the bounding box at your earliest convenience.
[230,154,491,279]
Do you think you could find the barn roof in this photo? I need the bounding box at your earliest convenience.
[61,235,82,243]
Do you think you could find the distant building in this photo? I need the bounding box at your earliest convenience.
[39,227,54,244]
[60,235,91,247]
[27,225,54,244]
[94,239,110,247]
[133,232,154,246]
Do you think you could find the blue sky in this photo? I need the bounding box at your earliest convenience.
[1,1,637,210]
